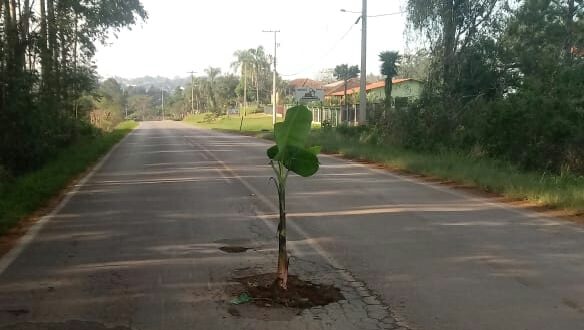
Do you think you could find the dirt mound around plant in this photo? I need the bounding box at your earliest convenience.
[233,273,344,309]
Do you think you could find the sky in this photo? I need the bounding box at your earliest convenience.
[94,0,412,81]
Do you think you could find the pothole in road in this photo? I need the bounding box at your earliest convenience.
[0,320,132,330]
[219,246,251,253]
[230,273,344,309]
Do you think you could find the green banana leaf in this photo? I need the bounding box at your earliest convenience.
[267,106,320,177]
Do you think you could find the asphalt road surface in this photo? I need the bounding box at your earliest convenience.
[0,121,583,330]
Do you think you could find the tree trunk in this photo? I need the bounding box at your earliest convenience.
[21,0,30,71]
[47,0,57,74]
[384,77,392,109]
[255,66,259,104]
[276,186,288,289]
[441,0,456,93]
[39,0,49,82]
[9,0,16,29]
[564,0,575,64]
[343,81,347,105]
[4,0,17,68]
[243,63,247,115]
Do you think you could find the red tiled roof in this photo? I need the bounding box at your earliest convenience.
[572,47,584,57]
[325,78,360,96]
[329,78,418,96]
[288,78,323,89]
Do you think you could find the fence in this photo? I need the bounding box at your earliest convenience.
[304,103,384,126]
[263,103,385,126]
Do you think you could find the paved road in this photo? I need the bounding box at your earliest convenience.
[0,121,583,330]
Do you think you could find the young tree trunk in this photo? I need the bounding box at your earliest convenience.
[9,0,16,29]
[21,0,30,71]
[255,67,259,104]
[343,80,348,106]
[384,77,392,109]
[276,186,288,289]
[564,0,575,63]
[343,79,348,122]
[39,0,48,81]
[47,0,57,75]
[440,1,456,94]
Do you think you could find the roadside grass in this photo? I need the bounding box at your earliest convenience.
[0,120,138,236]
[184,113,280,132]
[183,112,321,133]
[310,130,584,213]
[185,115,584,214]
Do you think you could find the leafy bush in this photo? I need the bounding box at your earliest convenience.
[336,69,584,176]
[321,119,333,131]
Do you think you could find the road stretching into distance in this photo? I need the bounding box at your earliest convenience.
[0,121,583,330]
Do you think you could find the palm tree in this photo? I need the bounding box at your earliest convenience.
[231,49,253,107]
[250,46,270,104]
[205,67,221,112]
[333,64,360,108]
[379,51,401,109]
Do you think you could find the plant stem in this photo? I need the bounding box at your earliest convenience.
[273,160,288,290]
[276,183,288,289]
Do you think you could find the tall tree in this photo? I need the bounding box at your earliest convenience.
[205,67,221,112]
[250,46,269,103]
[333,64,360,108]
[379,51,401,109]
[0,0,147,174]
[231,49,253,105]
[406,0,503,94]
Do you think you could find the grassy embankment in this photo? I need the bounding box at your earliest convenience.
[184,113,281,133]
[184,113,583,214]
[312,131,584,213]
[0,120,138,235]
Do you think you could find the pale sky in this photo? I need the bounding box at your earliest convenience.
[94,0,411,80]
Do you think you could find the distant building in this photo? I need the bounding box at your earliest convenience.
[328,78,424,105]
[323,78,361,104]
[287,78,324,90]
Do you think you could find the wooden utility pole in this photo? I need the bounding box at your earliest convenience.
[188,71,196,114]
[243,62,247,115]
[263,29,280,125]
[358,0,367,124]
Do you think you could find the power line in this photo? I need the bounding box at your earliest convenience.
[280,22,357,77]
[340,9,406,17]
[368,11,405,17]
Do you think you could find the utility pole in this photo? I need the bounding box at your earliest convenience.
[161,88,165,121]
[263,29,280,126]
[359,0,367,124]
[188,71,197,114]
[122,86,127,119]
[243,62,247,116]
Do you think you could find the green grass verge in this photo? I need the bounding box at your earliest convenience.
[0,120,138,235]
[310,130,584,213]
[183,112,321,133]
[186,114,583,214]
[184,113,280,132]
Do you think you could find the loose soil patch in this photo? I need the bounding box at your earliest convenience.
[232,273,343,309]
